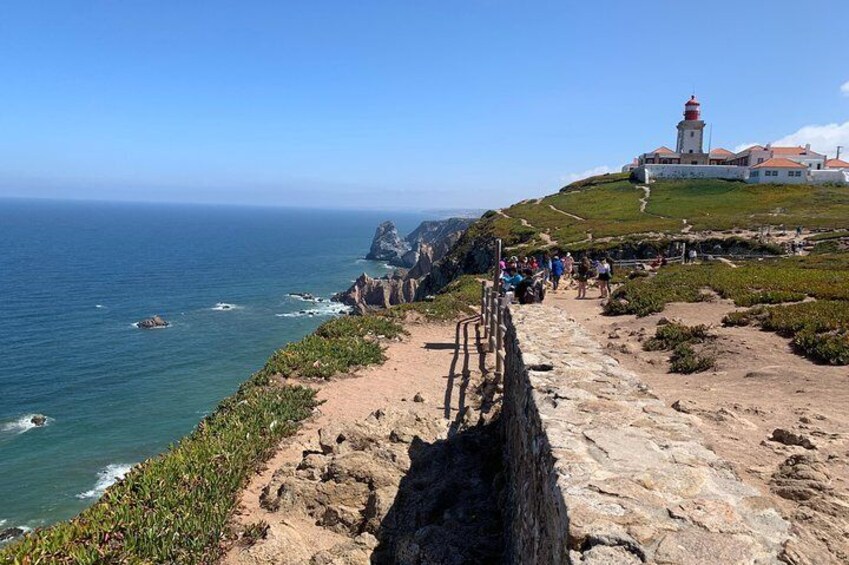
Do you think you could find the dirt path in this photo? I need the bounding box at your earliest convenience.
[221,318,503,564]
[545,289,849,564]
[547,203,585,221]
[637,184,650,213]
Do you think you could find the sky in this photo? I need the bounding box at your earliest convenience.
[1,1,849,211]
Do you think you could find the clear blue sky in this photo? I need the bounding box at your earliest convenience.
[2,1,848,210]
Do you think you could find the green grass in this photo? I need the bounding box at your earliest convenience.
[644,322,711,351]
[455,176,849,258]
[606,253,849,365]
[2,315,407,563]
[383,274,482,321]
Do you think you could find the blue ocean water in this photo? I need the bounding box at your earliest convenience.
[0,199,423,532]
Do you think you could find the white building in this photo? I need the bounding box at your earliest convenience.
[747,158,807,184]
[727,144,827,170]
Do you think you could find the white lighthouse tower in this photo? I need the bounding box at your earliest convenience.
[675,95,706,160]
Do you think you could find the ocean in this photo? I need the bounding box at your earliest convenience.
[0,199,424,533]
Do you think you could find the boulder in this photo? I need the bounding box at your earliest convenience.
[136,315,169,329]
[332,273,418,314]
[0,527,24,542]
[30,414,47,427]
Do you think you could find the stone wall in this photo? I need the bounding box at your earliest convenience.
[502,304,790,564]
[633,164,748,183]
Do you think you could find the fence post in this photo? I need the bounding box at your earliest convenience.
[482,286,490,339]
[488,290,497,352]
[481,281,488,330]
[495,297,503,378]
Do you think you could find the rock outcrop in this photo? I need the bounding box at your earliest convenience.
[365,218,474,268]
[333,273,418,315]
[366,221,410,263]
[0,527,24,543]
[136,315,169,329]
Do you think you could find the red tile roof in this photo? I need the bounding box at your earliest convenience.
[771,146,823,156]
[735,145,764,155]
[709,148,734,157]
[751,157,808,170]
[649,146,677,155]
[826,158,849,168]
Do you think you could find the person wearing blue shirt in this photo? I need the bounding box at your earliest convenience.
[501,267,523,291]
[550,255,565,291]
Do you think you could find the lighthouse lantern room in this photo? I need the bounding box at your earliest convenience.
[676,95,706,158]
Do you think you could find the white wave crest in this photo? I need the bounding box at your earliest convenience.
[1,414,51,435]
[76,463,134,500]
[276,302,350,318]
[211,302,241,311]
[95,304,105,309]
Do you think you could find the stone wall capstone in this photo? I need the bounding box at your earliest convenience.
[502,304,790,564]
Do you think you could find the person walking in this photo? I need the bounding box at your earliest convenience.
[562,252,574,287]
[550,255,564,291]
[688,248,697,264]
[597,257,612,298]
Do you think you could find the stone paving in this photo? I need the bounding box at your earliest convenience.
[503,304,790,564]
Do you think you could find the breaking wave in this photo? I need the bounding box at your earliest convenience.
[277,302,350,318]
[1,414,51,436]
[76,464,134,500]
[210,302,241,311]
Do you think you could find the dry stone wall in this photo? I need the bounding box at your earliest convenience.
[502,304,790,564]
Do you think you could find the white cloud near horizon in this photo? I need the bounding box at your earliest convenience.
[561,165,617,184]
[730,121,849,157]
[841,80,849,97]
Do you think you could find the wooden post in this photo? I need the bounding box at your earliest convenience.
[482,286,490,339]
[495,297,503,377]
[489,290,497,352]
[481,281,488,327]
[494,238,503,293]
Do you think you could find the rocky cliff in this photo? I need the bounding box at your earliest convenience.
[365,217,475,268]
[340,217,476,313]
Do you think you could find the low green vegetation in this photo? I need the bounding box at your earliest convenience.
[642,322,716,374]
[456,175,849,259]
[609,253,849,365]
[384,274,482,321]
[643,322,711,351]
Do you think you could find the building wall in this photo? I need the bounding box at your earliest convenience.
[676,119,704,154]
[747,169,807,184]
[810,170,849,185]
[633,164,747,183]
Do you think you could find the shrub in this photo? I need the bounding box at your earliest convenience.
[793,328,849,365]
[734,290,806,307]
[644,323,711,351]
[669,343,716,374]
[722,311,753,327]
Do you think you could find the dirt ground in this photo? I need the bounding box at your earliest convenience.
[221,316,502,564]
[547,284,849,564]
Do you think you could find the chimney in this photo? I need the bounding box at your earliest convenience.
[805,143,811,152]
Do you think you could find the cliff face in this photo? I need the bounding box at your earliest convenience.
[338,217,477,313]
[365,218,475,268]
[366,221,410,262]
[333,273,418,315]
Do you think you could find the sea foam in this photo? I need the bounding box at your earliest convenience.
[277,302,350,318]
[211,302,241,311]
[76,464,134,500]
[1,414,51,436]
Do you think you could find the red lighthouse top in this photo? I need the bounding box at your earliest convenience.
[683,95,701,120]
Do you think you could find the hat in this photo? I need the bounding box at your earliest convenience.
[566,252,571,257]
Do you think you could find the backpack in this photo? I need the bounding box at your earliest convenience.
[523,279,545,304]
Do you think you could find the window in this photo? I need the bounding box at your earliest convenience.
[688,150,693,153]
[751,170,759,177]
[690,131,695,137]
[757,158,764,164]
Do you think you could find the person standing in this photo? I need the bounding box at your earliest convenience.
[576,257,591,299]
[550,255,564,291]
[597,258,612,298]
[688,248,697,264]
[562,252,574,287]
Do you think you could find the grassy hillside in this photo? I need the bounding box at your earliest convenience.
[476,175,849,254]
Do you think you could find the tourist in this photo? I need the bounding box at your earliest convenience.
[688,248,697,264]
[562,252,574,286]
[597,257,612,298]
[551,254,564,291]
[514,269,536,305]
[501,267,523,292]
[576,257,591,299]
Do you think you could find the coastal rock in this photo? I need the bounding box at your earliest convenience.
[0,527,24,542]
[136,315,169,329]
[366,221,410,263]
[333,273,418,315]
[30,415,47,427]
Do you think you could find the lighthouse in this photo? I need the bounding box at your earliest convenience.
[675,95,705,157]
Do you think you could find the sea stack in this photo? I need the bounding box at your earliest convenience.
[136,315,169,329]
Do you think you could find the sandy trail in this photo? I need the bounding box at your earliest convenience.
[222,316,494,563]
[547,203,585,221]
[545,287,849,563]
